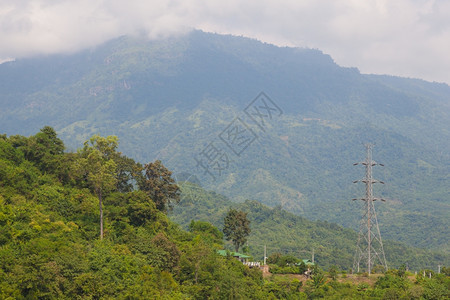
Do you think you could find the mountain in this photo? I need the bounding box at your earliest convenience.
[1,127,448,299]
[0,30,449,252]
[171,182,450,271]
[0,128,294,298]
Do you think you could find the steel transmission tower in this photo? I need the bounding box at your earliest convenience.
[352,144,388,274]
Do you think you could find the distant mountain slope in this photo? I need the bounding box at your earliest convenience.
[0,30,449,252]
[170,182,449,270]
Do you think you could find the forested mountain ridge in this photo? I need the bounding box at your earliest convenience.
[170,182,449,271]
[1,128,449,299]
[0,30,449,252]
[0,128,282,298]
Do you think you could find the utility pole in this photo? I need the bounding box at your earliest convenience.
[264,245,267,265]
[352,144,388,275]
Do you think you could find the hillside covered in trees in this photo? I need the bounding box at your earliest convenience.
[1,31,448,253]
[0,127,268,298]
[1,127,449,299]
[171,182,449,271]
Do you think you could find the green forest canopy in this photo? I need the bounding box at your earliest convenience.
[0,127,448,299]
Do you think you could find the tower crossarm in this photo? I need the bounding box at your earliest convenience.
[351,197,386,202]
[353,179,384,184]
[353,162,384,166]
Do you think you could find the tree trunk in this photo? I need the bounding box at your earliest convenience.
[195,262,199,284]
[98,188,103,240]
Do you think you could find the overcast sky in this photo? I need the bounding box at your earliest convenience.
[1,0,449,84]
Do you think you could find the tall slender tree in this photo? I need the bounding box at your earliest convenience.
[223,209,251,252]
[75,135,118,239]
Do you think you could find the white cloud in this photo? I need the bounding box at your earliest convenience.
[1,0,449,84]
